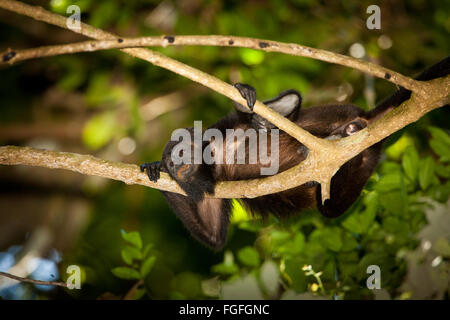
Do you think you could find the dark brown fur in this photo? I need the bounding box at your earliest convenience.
[141,56,449,250]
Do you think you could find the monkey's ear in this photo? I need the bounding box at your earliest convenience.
[264,89,302,117]
[162,192,231,251]
[252,89,302,130]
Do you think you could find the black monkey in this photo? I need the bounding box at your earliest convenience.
[141,57,449,250]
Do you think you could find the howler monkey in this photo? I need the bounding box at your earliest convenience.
[141,57,449,250]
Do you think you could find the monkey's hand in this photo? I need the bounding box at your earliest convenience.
[233,83,256,113]
[140,161,166,182]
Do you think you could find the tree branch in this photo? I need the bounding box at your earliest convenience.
[0,0,325,151]
[0,271,68,288]
[0,35,421,92]
[1,75,448,201]
[0,0,448,202]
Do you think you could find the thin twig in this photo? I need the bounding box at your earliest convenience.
[0,271,68,288]
[0,35,421,92]
[123,279,144,300]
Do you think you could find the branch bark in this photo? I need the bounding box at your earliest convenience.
[0,0,448,202]
[0,271,68,288]
[0,35,422,92]
[0,0,325,151]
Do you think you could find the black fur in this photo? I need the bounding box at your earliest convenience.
[141,56,450,250]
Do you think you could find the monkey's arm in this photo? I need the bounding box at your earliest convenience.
[233,83,302,130]
[161,192,231,250]
[140,161,167,182]
[141,148,231,250]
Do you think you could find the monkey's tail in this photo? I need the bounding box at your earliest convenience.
[367,56,450,120]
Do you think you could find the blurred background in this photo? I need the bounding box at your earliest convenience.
[0,0,449,300]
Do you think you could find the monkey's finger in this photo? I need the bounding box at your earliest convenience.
[145,168,153,182]
[149,163,161,182]
[248,89,256,109]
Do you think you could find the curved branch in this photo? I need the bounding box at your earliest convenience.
[0,35,421,92]
[1,74,448,200]
[0,0,325,151]
[0,0,448,202]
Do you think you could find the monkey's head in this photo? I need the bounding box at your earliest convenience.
[161,128,215,201]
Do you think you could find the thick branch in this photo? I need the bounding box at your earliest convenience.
[0,145,315,199]
[0,0,448,202]
[0,35,421,92]
[0,0,325,151]
[1,75,448,201]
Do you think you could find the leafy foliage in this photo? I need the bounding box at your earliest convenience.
[110,230,156,299]
[0,0,448,300]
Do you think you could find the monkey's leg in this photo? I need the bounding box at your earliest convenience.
[140,161,167,182]
[162,192,231,251]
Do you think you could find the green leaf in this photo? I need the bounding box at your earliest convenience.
[111,267,141,280]
[428,127,450,146]
[342,191,378,234]
[276,233,305,256]
[230,199,251,223]
[341,231,359,251]
[284,258,307,292]
[142,243,153,259]
[418,157,435,190]
[82,112,117,150]
[319,227,343,252]
[132,288,146,300]
[212,251,239,275]
[385,134,415,161]
[402,145,419,182]
[435,163,450,178]
[121,246,143,265]
[121,230,142,249]
[269,230,291,247]
[382,217,410,245]
[239,48,265,65]
[379,161,401,174]
[430,139,450,159]
[379,190,407,216]
[140,256,156,278]
[237,246,260,267]
[375,172,401,193]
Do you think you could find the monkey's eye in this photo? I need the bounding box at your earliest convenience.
[169,161,174,167]
[345,122,362,135]
[179,150,183,157]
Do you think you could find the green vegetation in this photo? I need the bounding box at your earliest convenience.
[0,0,448,300]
